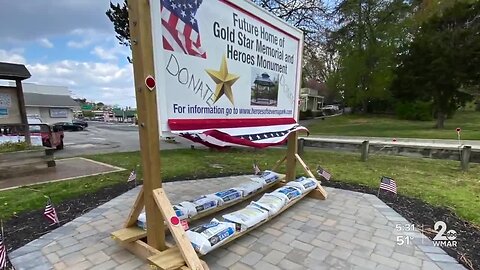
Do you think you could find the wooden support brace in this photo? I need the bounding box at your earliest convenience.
[111,227,146,243]
[125,187,145,228]
[153,188,205,270]
[295,153,328,200]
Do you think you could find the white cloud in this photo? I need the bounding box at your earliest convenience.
[0,49,26,64]
[67,28,109,49]
[16,52,136,106]
[38,38,54,48]
[91,43,130,61]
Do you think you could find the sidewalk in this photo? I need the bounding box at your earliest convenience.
[10,176,465,270]
[0,157,125,191]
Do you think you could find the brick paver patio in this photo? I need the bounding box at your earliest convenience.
[10,176,466,270]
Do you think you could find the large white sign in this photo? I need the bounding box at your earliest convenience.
[151,0,303,134]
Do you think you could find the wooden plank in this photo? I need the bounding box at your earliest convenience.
[295,153,328,200]
[271,155,286,172]
[125,187,145,228]
[153,188,205,270]
[294,153,316,179]
[307,188,328,200]
[119,239,161,261]
[128,0,165,250]
[286,132,298,181]
[148,247,185,270]
[111,227,146,243]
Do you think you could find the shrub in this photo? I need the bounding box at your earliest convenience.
[0,141,30,153]
[395,101,433,121]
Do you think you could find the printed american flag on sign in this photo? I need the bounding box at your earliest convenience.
[161,0,206,58]
[0,230,6,269]
[379,176,397,194]
[316,166,331,181]
[44,199,59,225]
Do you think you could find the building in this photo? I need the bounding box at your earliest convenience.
[300,88,324,112]
[21,83,79,124]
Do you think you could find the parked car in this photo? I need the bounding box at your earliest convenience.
[54,122,84,131]
[72,119,88,128]
[29,124,64,150]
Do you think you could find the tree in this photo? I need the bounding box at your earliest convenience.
[327,0,413,112]
[392,1,479,128]
[106,1,130,47]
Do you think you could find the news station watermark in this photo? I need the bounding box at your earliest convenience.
[395,221,457,247]
[432,221,457,247]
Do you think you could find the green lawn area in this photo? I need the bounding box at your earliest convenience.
[0,148,479,226]
[307,110,480,140]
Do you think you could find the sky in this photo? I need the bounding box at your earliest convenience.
[0,0,136,107]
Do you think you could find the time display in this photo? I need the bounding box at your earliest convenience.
[395,223,415,231]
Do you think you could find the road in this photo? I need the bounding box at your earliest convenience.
[56,121,197,158]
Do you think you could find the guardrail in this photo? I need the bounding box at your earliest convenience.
[298,137,476,171]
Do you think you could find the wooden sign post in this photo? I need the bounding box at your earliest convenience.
[111,0,328,269]
[127,0,165,251]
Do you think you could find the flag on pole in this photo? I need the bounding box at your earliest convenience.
[127,170,137,182]
[316,166,331,181]
[253,161,261,175]
[379,176,397,194]
[0,229,6,270]
[43,198,59,225]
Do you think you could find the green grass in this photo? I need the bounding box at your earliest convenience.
[307,110,480,140]
[0,148,479,226]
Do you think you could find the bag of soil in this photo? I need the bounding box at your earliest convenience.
[137,204,188,230]
[250,193,287,216]
[286,177,318,194]
[137,212,147,230]
[173,204,189,219]
[179,194,222,217]
[271,186,302,202]
[186,218,236,255]
[222,205,269,232]
[250,170,280,186]
[233,181,263,197]
[213,188,242,205]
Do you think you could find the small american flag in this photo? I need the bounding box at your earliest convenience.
[127,170,137,182]
[379,176,397,194]
[253,161,261,175]
[316,166,331,181]
[161,0,206,58]
[0,230,6,270]
[44,199,59,225]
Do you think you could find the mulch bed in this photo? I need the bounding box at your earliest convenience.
[2,177,479,270]
[322,180,479,270]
